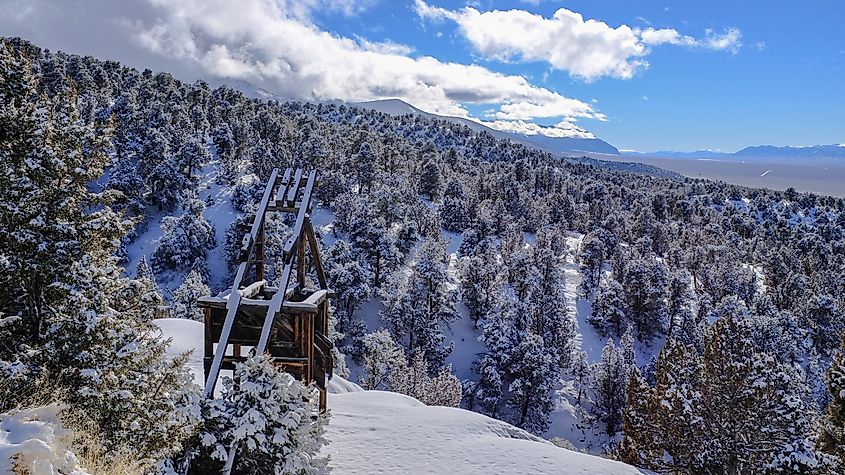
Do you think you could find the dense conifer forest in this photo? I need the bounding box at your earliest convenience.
[3,36,845,473]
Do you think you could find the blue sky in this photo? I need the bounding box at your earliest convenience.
[2,0,843,151]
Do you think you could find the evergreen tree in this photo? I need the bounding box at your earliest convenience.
[818,332,845,469]
[360,329,405,390]
[389,351,462,407]
[440,178,469,232]
[0,45,129,353]
[325,240,372,323]
[622,304,821,473]
[459,238,500,323]
[591,339,627,436]
[152,196,215,272]
[134,256,165,320]
[467,354,503,417]
[507,333,556,434]
[588,279,627,338]
[380,236,458,370]
[419,159,441,201]
[193,355,329,474]
[171,269,210,321]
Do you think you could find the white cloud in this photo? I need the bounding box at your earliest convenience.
[0,0,608,139]
[415,1,742,80]
[477,119,596,139]
[111,0,601,125]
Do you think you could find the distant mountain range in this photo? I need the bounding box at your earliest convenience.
[350,99,621,156]
[624,144,845,159]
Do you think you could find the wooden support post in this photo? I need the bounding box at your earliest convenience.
[296,232,306,286]
[203,307,213,385]
[255,222,265,281]
[305,219,328,290]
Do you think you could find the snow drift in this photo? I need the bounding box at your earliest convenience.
[154,319,644,474]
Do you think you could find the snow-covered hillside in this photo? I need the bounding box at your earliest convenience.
[154,319,645,474]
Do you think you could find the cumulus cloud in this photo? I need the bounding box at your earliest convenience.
[415,0,742,80]
[129,0,608,124]
[477,119,596,139]
[0,0,608,138]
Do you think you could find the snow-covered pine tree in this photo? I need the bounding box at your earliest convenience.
[0,42,129,354]
[588,278,627,338]
[0,44,202,466]
[152,194,215,272]
[440,178,469,232]
[419,158,442,201]
[621,258,668,342]
[623,301,821,473]
[380,236,457,370]
[818,332,845,469]
[506,333,556,434]
[591,339,627,436]
[467,354,503,417]
[697,304,819,473]
[134,256,165,320]
[529,226,576,368]
[106,154,148,214]
[176,136,211,184]
[360,329,405,390]
[193,355,328,475]
[579,232,605,299]
[459,237,500,323]
[348,210,402,288]
[171,269,210,321]
[621,339,702,472]
[325,240,372,324]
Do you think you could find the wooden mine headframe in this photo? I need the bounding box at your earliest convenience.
[197,167,334,411]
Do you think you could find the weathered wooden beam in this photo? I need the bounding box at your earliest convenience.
[237,280,266,299]
[283,171,317,256]
[273,168,294,209]
[305,218,328,289]
[204,167,280,398]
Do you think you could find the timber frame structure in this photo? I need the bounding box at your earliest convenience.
[197,167,334,412]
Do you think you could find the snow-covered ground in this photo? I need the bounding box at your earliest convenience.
[325,390,645,475]
[154,319,645,475]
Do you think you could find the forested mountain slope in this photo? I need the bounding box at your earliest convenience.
[3,36,845,473]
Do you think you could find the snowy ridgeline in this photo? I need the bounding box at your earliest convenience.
[154,319,644,474]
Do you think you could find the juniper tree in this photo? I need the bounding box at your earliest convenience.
[360,329,405,390]
[134,256,165,320]
[419,158,442,201]
[171,269,210,321]
[192,355,328,474]
[0,43,129,354]
[380,236,457,370]
[818,332,845,469]
[588,279,627,338]
[591,339,628,436]
[467,354,503,417]
[152,195,215,272]
[389,351,462,407]
[440,178,469,232]
[507,333,556,434]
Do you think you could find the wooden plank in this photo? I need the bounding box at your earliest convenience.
[237,280,266,298]
[283,171,317,256]
[273,168,294,208]
[232,167,279,290]
[286,168,303,205]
